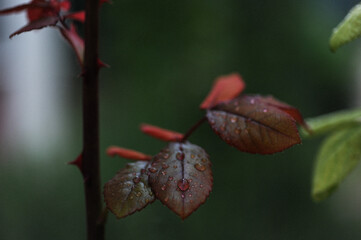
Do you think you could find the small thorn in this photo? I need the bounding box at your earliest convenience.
[68,153,83,172]
[98,59,110,69]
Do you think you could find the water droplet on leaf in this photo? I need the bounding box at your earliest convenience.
[177,179,190,191]
[176,152,185,160]
[194,163,206,172]
[133,177,140,184]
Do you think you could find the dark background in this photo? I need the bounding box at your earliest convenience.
[1,0,361,239]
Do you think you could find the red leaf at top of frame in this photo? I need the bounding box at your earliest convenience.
[26,0,70,22]
[200,73,246,110]
[140,123,184,142]
[206,95,302,154]
[59,24,84,65]
[64,11,85,22]
[10,15,59,38]
[106,146,152,161]
[0,3,33,15]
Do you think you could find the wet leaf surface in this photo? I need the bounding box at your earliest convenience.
[104,161,155,218]
[148,142,212,219]
[207,95,301,154]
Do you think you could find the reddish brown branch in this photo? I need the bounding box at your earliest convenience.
[82,0,105,239]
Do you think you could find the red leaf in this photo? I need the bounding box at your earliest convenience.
[260,96,310,131]
[148,142,213,219]
[58,0,71,12]
[9,15,59,38]
[0,4,33,15]
[104,161,155,218]
[64,11,85,22]
[59,24,84,65]
[106,146,152,161]
[200,73,246,109]
[207,95,301,154]
[140,123,184,142]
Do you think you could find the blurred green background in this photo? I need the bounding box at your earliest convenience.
[2,0,361,239]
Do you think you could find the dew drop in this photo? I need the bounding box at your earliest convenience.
[202,158,207,163]
[168,176,174,181]
[173,165,178,169]
[129,195,134,200]
[162,163,169,169]
[161,171,167,176]
[133,177,140,184]
[200,184,204,188]
[194,163,206,172]
[176,152,185,160]
[191,154,195,159]
[250,99,255,104]
[148,167,157,173]
[263,108,268,113]
[161,185,166,191]
[220,124,226,131]
[151,162,158,167]
[163,153,169,159]
[177,179,190,191]
[181,194,185,199]
[230,117,237,123]
[188,194,192,197]
[164,197,169,202]
[136,192,142,197]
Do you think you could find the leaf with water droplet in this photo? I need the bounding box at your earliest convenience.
[148,142,213,219]
[207,95,303,154]
[104,161,155,218]
[312,126,361,202]
[330,3,361,52]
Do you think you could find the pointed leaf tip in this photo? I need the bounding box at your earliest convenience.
[106,146,152,161]
[9,15,59,38]
[200,73,246,109]
[330,3,361,52]
[140,123,184,142]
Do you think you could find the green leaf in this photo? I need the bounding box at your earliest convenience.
[301,108,361,137]
[330,3,361,52]
[312,126,361,202]
[104,161,155,218]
